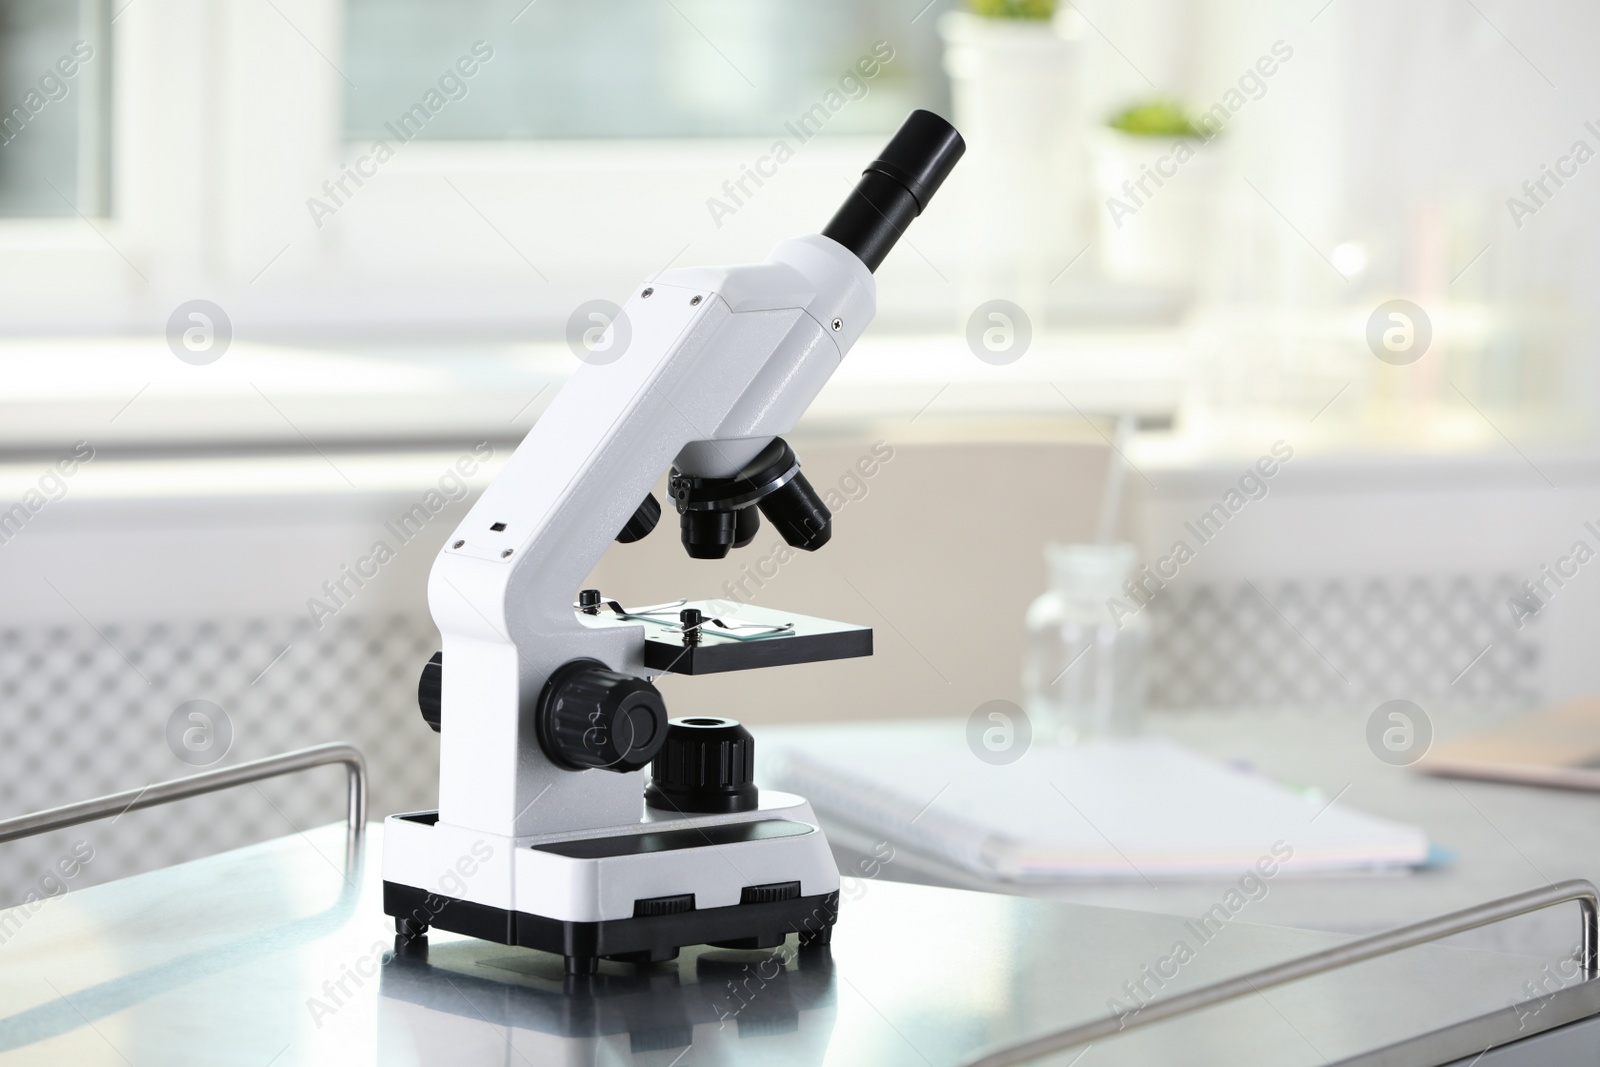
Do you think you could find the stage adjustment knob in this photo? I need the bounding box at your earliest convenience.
[536,658,669,773]
[645,717,759,813]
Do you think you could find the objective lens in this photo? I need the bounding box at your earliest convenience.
[759,472,831,552]
[733,506,761,548]
[680,509,736,559]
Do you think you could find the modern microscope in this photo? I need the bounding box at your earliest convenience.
[383,110,964,976]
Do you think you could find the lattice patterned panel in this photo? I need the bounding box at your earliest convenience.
[0,613,441,910]
[0,575,1544,911]
[1145,575,1539,711]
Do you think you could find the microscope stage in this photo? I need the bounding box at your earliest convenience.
[591,599,872,675]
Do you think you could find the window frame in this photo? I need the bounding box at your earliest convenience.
[0,0,965,336]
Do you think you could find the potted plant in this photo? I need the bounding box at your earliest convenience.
[1094,97,1217,289]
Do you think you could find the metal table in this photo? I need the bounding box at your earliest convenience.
[2,819,1599,1066]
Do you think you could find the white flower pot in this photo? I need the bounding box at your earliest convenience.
[940,11,1087,316]
[1092,127,1220,289]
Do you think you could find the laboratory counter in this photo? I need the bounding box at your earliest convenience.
[2,819,1599,1065]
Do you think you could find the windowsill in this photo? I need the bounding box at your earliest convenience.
[0,329,1188,455]
[0,220,114,249]
[0,447,502,502]
[2,328,1589,480]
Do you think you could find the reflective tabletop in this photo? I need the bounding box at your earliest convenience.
[0,823,1595,1066]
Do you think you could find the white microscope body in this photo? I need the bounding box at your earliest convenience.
[383,111,964,974]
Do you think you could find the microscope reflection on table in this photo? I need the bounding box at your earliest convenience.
[380,935,836,1065]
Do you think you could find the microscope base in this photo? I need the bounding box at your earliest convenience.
[383,880,838,974]
[381,793,841,973]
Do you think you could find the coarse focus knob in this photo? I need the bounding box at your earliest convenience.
[645,717,758,814]
[536,658,669,773]
[418,651,443,733]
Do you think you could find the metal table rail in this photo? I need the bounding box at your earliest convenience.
[0,742,367,867]
[964,878,1600,1067]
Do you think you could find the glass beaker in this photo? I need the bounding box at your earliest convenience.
[1023,542,1148,744]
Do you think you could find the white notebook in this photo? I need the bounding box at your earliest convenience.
[765,725,1429,883]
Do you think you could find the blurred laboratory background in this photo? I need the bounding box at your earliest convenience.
[5,0,1600,936]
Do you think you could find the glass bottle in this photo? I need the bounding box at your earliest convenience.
[1023,542,1148,744]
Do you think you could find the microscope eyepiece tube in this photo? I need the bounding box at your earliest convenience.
[821,108,965,272]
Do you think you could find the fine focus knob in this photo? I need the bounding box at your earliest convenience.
[418,651,443,733]
[536,658,669,773]
[645,717,758,814]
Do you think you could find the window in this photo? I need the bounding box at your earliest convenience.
[343,0,954,142]
[0,0,110,216]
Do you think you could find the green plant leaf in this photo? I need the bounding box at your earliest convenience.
[1106,99,1205,138]
[968,0,1057,19]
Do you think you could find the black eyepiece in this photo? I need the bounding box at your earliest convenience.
[823,109,965,272]
[862,108,967,213]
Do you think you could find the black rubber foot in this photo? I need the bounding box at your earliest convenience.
[396,916,430,940]
[393,933,429,960]
[565,955,599,976]
[609,945,680,965]
[799,926,832,947]
[710,931,788,950]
